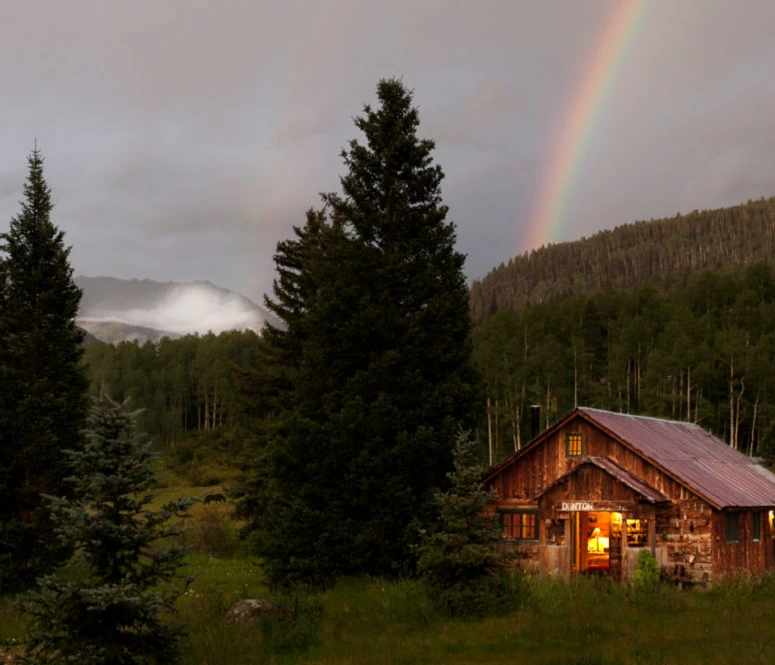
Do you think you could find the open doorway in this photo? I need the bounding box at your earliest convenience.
[573,511,623,580]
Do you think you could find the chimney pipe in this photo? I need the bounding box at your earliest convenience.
[530,404,541,439]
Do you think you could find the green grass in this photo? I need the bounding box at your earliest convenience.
[5,446,775,665]
[180,553,264,603]
[170,568,775,665]
[5,555,775,664]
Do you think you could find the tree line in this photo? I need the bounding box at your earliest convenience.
[470,196,775,325]
[83,330,262,447]
[472,261,775,465]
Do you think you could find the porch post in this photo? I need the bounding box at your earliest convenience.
[648,504,657,555]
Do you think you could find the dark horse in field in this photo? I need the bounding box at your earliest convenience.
[203,492,226,505]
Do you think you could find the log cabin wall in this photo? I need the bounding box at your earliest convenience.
[486,410,775,582]
[538,464,656,580]
[538,463,647,508]
[654,500,713,585]
[486,415,696,579]
[510,540,542,573]
[711,509,775,577]
[489,415,689,508]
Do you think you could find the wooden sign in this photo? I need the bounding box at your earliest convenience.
[555,501,634,513]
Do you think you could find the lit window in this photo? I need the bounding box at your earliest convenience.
[753,511,761,542]
[726,511,740,544]
[566,432,584,458]
[500,510,539,540]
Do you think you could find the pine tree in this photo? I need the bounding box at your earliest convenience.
[416,430,511,616]
[0,149,88,587]
[17,396,192,665]
[244,79,481,587]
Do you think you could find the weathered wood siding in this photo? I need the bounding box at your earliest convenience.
[538,463,645,508]
[711,509,775,577]
[489,415,692,508]
[654,499,713,584]
[487,414,775,581]
[501,541,570,577]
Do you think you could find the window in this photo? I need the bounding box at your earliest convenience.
[565,432,584,458]
[500,510,539,541]
[726,511,740,544]
[626,518,648,547]
[753,511,761,542]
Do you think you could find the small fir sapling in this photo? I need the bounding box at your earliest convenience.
[17,396,193,665]
[416,429,512,616]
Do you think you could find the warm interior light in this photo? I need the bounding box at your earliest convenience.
[611,512,622,528]
[587,526,610,553]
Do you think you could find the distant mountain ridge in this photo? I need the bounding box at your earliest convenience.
[75,276,272,343]
[469,196,775,325]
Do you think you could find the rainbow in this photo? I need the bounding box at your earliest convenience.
[525,0,649,251]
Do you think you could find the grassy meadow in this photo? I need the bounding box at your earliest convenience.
[171,567,775,665]
[2,445,775,665]
[7,508,775,664]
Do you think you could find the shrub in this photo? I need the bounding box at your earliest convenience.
[189,506,239,558]
[188,466,221,487]
[632,548,661,592]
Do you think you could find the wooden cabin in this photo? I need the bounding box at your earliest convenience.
[483,407,775,584]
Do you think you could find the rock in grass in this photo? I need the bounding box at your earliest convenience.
[225,599,291,624]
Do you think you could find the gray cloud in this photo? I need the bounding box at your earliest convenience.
[1,0,775,300]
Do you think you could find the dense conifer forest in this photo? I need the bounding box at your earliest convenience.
[82,330,261,447]
[472,261,775,465]
[470,196,775,325]
[80,199,775,472]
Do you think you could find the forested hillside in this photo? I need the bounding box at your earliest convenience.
[470,196,775,325]
[472,261,775,465]
[83,330,261,446]
[82,203,775,470]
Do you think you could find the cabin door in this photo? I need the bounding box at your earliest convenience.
[609,514,623,582]
[570,512,581,575]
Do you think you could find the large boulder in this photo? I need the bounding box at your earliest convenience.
[224,598,291,624]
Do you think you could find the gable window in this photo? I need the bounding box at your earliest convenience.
[566,432,584,458]
[753,511,761,542]
[500,510,539,541]
[726,511,740,544]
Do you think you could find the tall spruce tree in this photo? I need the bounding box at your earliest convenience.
[0,149,88,587]
[17,396,191,665]
[245,79,480,587]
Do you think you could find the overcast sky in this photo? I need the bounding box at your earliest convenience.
[2,0,774,304]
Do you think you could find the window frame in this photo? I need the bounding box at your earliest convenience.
[753,510,761,542]
[565,432,584,458]
[726,511,740,544]
[499,509,539,542]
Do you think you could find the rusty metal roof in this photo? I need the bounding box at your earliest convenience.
[534,456,669,503]
[580,408,775,509]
